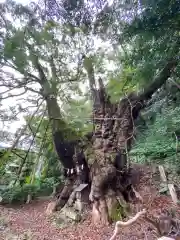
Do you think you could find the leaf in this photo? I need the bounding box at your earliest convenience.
[25,176,31,184]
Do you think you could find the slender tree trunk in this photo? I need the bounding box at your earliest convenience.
[32,57,90,213]
[45,96,90,212]
[45,96,74,210]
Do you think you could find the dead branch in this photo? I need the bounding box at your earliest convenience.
[169,79,180,89]
[109,209,146,240]
[158,237,175,240]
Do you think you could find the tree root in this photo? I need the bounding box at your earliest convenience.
[92,200,101,224]
[91,190,130,225]
[45,178,74,215]
[109,209,146,240]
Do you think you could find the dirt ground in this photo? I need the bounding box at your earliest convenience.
[0,165,180,240]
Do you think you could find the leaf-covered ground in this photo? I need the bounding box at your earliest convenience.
[0,165,180,240]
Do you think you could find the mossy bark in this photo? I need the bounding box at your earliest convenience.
[88,84,141,224]
[85,59,177,224]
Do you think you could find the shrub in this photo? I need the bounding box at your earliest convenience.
[131,104,180,172]
[0,177,63,204]
[0,184,39,204]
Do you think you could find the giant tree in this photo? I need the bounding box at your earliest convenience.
[0,0,179,224]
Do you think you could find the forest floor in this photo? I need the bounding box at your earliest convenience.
[0,164,180,240]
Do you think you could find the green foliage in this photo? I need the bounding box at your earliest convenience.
[0,148,36,186]
[110,201,128,221]
[34,177,56,196]
[131,101,180,169]
[0,184,39,204]
[0,177,60,204]
[115,0,180,90]
[63,98,93,136]
[106,65,139,101]
[125,0,180,37]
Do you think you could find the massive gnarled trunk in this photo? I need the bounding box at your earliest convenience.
[84,58,178,224]
[45,58,177,223]
[88,81,143,224]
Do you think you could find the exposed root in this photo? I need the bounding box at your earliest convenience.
[131,186,143,202]
[92,201,101,224]
[109,209,147,240]
[89,162,141,225]
[45,178,75,215]
[92,199,110,225]
[45,201,57,215]
[91,190,129,226]
[99,198,110,225]
[89,164,116,201]
[66,189,77,207]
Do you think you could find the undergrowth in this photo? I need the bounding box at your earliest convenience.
[131,104,180,172]
[0,177,57,204]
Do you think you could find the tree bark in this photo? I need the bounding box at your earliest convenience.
[45,96,75,210]
[45,95,90,212]
[45,57,177,220]
[32,55,90,213]
[84,58,178,224]
[89,87,141,224]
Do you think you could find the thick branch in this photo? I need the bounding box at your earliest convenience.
[169,79,180,89]
[139,58,178,101]
[0,85,25,94]
[93,3,113,32]
[0,90,27,100]
[24,86,42,95]
[25,42,48,86]
[32,55,47,84]
[50,56,57,81]
[83,56,96,98]
[4,60,41,83]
